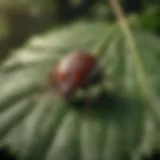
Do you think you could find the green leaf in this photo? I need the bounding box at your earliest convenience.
[0,20,160,160]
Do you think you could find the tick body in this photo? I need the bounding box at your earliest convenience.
[49,51,102,98]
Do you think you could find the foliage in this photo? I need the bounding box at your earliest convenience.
[0,19,160,160]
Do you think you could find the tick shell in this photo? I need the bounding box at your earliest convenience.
[49,52,101,98]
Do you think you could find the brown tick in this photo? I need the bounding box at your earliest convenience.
[49,51,102,99]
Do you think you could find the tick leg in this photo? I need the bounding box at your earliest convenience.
[84,88,90,106]
[84,90,93,117]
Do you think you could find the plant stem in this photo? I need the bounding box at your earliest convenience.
[109,0,160,122]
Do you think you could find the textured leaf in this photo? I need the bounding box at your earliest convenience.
[0,20,160,160]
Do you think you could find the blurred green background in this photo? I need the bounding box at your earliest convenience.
[0,0,160,62]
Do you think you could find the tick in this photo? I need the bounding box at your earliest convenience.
[49,51,102,99]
